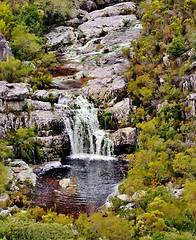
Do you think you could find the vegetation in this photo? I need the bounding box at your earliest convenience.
[0,0,195,239]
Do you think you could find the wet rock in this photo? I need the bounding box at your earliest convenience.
[0,34,12,62]
[36,135,70,162]
[33,161,62,176]
[0,81,31,101]
[111,127,137,154]
[45,26,77,50]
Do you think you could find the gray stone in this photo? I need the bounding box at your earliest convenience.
[0,34,12,62]
[25,99,52,111]
[10,160,37,187]
[111,127,137,149]
[117,194,130,201]
[186,93,196,118]
[45,26,77,49]
[0,81,30,101]
[0,193,9,205]
[33,161,62,176]
[80,0,97,12]
[82,65,128,106]
[88,2,136,20]
[78,15,138,41]
[108,98,131,125]
[0,209,11,217]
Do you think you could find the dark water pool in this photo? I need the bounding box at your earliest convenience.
[31,157,128,216]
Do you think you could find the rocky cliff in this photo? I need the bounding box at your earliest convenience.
[0,1,141,161]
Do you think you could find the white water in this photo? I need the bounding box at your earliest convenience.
[64,96,114,158]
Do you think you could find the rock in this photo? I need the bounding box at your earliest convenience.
[123,202,135,210]
[0,34,12,62]
[80,0,97,12]
[88,2,136,20]
[80,0,131,11]
[108,98,131,125]
[111,127,137,153]
[174,73,196,92]
[185,93,196,118]
[78,15,138,42]
[0,81,31,101]
[10,160,37,187]
[0,193,9,206]
[7,205,19,214]
[33,161,62,176]
[131,190,146,201]
[31,89,60,102]
[25,99,52,111]
[59,178,71,188]
[35,135,70,162]
[45,26,77,50]
[0,209,11,217]
[82,65,128,106]
[117,194,130,201]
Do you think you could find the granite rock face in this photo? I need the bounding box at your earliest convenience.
[0,83,71,161]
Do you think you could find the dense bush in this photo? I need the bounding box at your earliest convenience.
[0,220,75,240]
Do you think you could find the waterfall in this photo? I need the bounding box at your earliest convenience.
[64,96,114,158]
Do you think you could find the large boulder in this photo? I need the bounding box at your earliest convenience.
[0,34,12,62]
[111,127,137,154]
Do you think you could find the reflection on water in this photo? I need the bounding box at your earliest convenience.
[31,157,128,216]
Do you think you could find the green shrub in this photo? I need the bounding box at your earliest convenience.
[30,68,52,91]
[167,36,186,57]
[0,57,33,82]
[0,220,75,240]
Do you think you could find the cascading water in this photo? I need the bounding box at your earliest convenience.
[64,95,114,158]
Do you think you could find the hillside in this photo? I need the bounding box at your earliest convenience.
[0,0,195,239]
